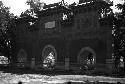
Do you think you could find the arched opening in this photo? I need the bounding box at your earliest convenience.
[42,45,57,70]
[17,49,27,67]
[78,47,96,70]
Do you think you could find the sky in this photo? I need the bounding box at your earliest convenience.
[1,0,124,16]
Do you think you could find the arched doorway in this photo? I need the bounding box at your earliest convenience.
[78,47,96,70]
[42,45,57,70]
[17,49,27,67]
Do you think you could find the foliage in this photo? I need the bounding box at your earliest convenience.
[111,0,125,73]
[114,1,125,53]
[17,0,45,32]
[0,1,15,63]
[26,0,44,12]
[26,0,45,17]
[0,1,14,30]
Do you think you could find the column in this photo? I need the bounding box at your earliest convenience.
[106,31,113,72]
[65,39,70,70]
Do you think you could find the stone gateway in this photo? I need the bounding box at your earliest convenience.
[14,0,112,73]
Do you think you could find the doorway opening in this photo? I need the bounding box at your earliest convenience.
[78,47,96,70]
[42,45,57,70]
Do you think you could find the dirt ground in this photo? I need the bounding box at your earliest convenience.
[0,66,124,84]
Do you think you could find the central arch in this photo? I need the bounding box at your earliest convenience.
[42,45,57,70]
[78,47,96,70]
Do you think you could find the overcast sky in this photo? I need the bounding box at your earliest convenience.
[1,0,124,16]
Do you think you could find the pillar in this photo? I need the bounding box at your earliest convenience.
[65,39,70,70]
[106,30,113,72]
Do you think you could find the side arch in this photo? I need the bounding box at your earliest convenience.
[78,47,96,67]
[17,49,27,67]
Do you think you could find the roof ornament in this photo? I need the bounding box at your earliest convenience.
[59,0,69,8]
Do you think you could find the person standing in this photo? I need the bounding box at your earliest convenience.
[119,56,124,76]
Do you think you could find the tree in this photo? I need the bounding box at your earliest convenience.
[112,0,125,75]
[0,1,14,30]
[26,0,45,16]
[18,0,46,32]
[0,1,15,64]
